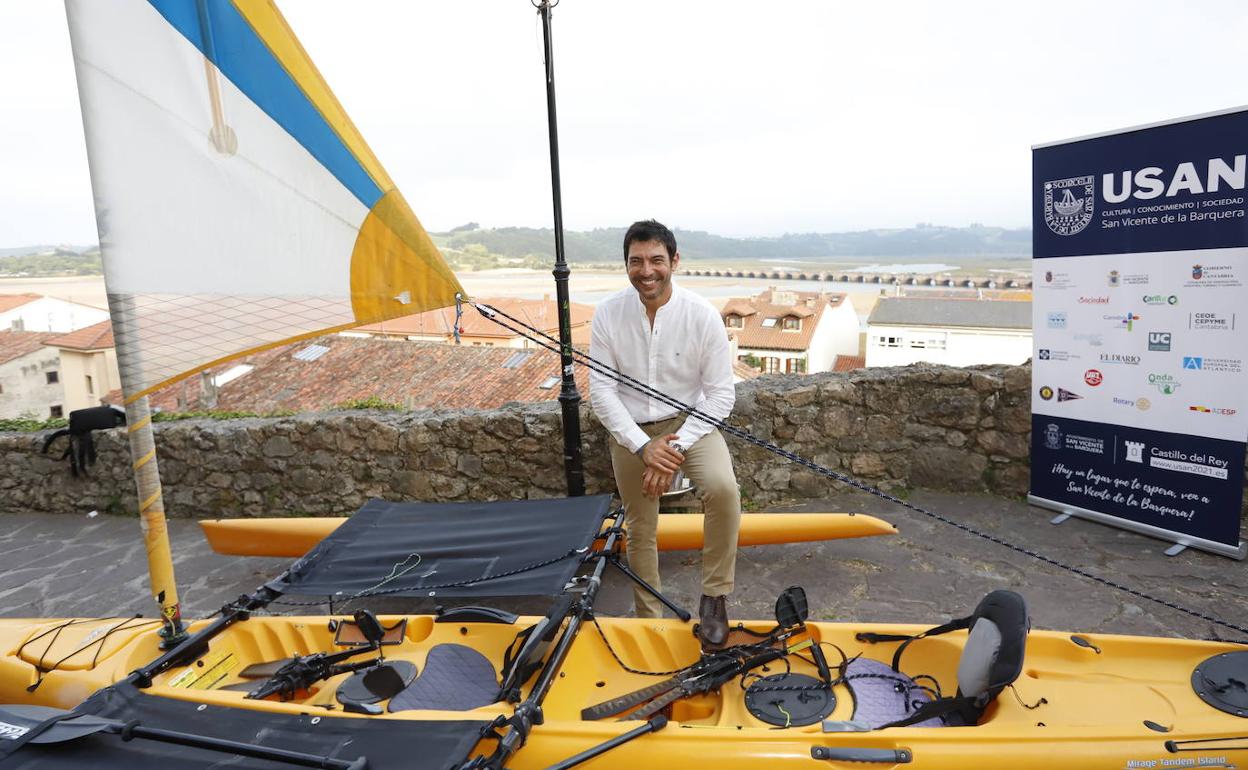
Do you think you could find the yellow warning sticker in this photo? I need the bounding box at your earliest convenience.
[168,650,237,690]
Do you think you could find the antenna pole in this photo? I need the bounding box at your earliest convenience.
[536,0,586,496]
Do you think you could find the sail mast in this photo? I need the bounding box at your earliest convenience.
[536,0,586,497]
[109,293,186,645]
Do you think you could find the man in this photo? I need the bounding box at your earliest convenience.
[589,219,741,647]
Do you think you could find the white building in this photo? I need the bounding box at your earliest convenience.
[722,289,858,374]
[0,293,110,333]
[45,320,121,413]
[866,297,1032,367]
[0,331,66,419]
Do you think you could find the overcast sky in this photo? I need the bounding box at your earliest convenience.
[3,1,1246,246]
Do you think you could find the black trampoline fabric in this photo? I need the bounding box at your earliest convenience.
[276,495,613,598]
[2,682,487,769]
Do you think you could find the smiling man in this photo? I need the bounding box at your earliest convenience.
[589,219,741,648]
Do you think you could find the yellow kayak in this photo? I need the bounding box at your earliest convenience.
[199,511,898,558]
[1,610,1243,769]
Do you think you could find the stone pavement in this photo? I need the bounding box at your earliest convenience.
[1,491,1245,641]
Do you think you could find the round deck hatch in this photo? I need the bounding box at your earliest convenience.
[744,673,836,727]
[1192,650,1248,717]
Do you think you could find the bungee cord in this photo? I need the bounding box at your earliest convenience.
[466,298,1248,639]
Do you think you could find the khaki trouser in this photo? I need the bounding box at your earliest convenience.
[608,416,741,618]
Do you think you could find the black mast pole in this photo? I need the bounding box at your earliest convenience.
[536,0,586,496]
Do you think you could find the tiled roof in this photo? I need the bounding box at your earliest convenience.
[0,293,41,313]
[353,296,594,341]
[723,288,846,352]
[132,335,591,413]
[0,330,60,365]
[868,297,1031,330]
[732,360,763,380]
[832,354,865,372]
[44,319,114,350]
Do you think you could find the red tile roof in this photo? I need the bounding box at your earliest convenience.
[832,354,865,372]
[354,297,593,344]
[723,288,846,352]
[0,330,60,365]
[132,335,591,413]
[44,319,114,351]
[0,293,41,314]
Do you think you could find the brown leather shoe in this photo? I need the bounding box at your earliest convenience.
[698,594,729,648]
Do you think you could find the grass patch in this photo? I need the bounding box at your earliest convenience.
[335,396,404,411]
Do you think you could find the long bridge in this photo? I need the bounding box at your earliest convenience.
[683,268,1032,289]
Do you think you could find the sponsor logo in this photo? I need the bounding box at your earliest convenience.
[1078,296,1110,304]
[1189,405,1238,416]
[1185,263,1241,288]
[1038,385,1054,401]
[1043,423,1062,450]
[1147,373,1181,394]
[1057,388,1082,402]
[1073,332,1104,347]
[1084,369,1103,386]
[1102,312,1139,330]
[1044,175,1095,235]
[1098,353,1140,365]
[1147,332,1171,352]
[1113,396,1153,412]
[1064,433,1104,455]
[1189,312,1236,331]
[1038,348,1077,362]
[1124,440,1144,463]
[1142,294,1178,305]
[1108,270,1120,287]
[1044,271,1052,283]
[1183,356,1242,373]
[1102,158,1247,203]
[1149,446,1230,480]
[1047,312,1068,329]
[1040,270,1072,289]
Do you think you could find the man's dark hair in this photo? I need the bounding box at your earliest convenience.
[623,220,677,262]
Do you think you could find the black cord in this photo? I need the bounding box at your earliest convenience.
[470,299,1248,639]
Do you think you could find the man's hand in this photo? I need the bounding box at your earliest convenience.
[638,433,684,499]
[639,433,684,473]
[641,466,673,499]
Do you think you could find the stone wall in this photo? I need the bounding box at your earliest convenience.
[1,363,1041,517]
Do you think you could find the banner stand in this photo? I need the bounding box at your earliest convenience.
[1031,106,1248,561]
[1029,494,1247,560]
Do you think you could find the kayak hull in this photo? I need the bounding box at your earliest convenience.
[0,614,1240,769]
[199,512,898,557]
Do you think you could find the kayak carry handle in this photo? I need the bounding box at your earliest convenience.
[811,745,912,763]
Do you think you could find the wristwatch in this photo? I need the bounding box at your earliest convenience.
[673,444,687,456]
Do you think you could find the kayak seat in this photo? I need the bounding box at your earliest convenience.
[844,657,944,728]
[388,644,499,712]
[855,589,1029,728]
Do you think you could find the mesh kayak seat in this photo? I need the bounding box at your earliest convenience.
[389,645,499,712]
[853,589,1030,728]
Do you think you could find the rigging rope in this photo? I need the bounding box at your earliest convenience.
[469,299,1248,638]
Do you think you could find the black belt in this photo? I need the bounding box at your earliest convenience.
[637,415,681,427]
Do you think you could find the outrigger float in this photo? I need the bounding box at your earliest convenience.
[3,1,1245,767]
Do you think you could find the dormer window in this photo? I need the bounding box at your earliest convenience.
[725,314,744,329]
[782,316,801,331]
[761,318,777,328]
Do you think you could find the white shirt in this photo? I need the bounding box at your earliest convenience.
[589,282,735,454]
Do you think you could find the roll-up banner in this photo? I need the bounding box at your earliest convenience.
[1030,107,1248,560]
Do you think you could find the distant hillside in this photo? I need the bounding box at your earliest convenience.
[0,245,102,276]
[432,224,1031,266]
